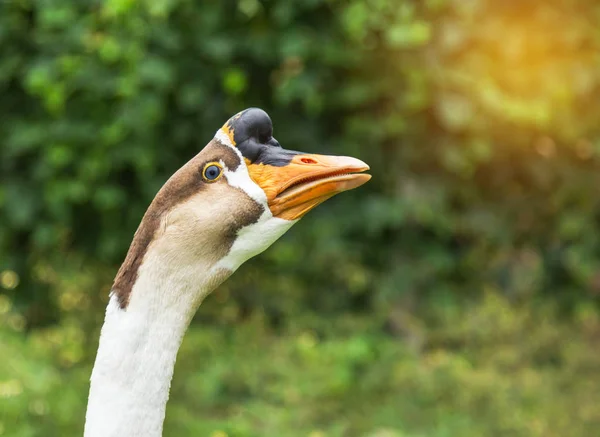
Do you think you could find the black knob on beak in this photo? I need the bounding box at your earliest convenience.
[225,108,287,162]
[228,108,273,145]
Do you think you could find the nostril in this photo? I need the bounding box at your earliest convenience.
[301,157,317,164]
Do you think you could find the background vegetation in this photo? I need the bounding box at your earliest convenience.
[2,0,600,436]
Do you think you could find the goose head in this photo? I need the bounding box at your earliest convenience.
[111,108,370,308]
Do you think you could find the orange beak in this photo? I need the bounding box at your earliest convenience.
[247,154,371,221]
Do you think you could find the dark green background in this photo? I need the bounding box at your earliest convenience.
[2,1,600,436]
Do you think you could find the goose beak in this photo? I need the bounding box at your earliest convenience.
[247,154,371,221]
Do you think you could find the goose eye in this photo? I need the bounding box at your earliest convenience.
[202,163,223,182]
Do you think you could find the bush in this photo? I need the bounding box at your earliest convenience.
[1,1,600,436]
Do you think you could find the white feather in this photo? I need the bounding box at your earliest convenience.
[214,128,235,149]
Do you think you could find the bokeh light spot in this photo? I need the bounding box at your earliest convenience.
[0,270,19,290]
[297,331,317,349]
[0,380,23,398]
[534,136,556,158]
[0,295,12,315]
[29,400,49,416]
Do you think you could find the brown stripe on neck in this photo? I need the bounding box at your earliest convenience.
[111,139,243,309]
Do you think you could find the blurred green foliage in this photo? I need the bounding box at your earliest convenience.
[2,0,600,436]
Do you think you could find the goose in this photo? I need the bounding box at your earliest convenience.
[83,108,371,437]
